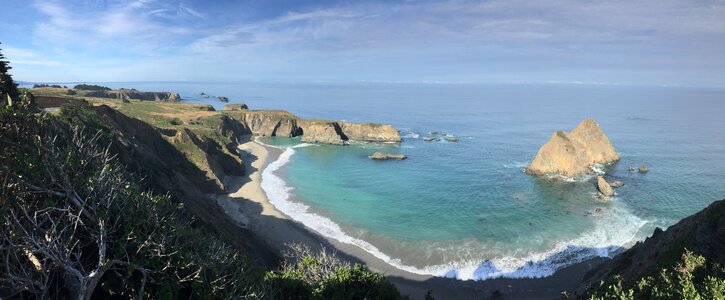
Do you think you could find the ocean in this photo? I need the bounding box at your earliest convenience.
[38,81,725,280]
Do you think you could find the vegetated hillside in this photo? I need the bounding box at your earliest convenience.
[580,199,725,299]
[0,100,405,299]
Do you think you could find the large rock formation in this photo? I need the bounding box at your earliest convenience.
[228,110,302,137]
[525,119,619,177]
[338,122,402,143]
[597,176,614,197]
[369,152,407,160]
[86,89,181,102]
[300,122,347,145]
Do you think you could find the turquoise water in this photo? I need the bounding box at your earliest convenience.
[39,82,725,279]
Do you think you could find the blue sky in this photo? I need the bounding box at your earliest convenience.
[1,0,725,86]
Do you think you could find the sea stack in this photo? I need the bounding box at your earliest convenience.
[525,119,619,177]
[597,176,614,197]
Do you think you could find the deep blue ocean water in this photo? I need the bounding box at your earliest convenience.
[36,82,725,280]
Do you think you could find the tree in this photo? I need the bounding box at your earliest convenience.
[0,43,20,105]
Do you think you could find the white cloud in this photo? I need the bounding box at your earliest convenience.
[33,0,199,53]
[2,47,63,66]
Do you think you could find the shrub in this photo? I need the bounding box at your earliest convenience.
[73,84,112,91]
[264,244,406,300]
[588,250,725,300]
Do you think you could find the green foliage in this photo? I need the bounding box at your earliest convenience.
[73,83,112,91]
[33,84,64,88]
[0,104,260,299]
[588,250,725,300]
[0,44,20,103]
[264,244,406,300]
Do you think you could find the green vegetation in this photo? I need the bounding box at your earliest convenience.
[73,84,112,91]
[0,104,260,299]
[33,84,65,88]
[0,43,20,103]
[588,250,725,300]
[264,244,406,300]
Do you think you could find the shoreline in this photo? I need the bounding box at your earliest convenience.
[216,136,608,299]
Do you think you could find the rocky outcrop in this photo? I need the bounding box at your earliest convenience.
[525,119,620,177]
[369,152,407,160]
[424,137,440,142]
[446,137,459,142]
[639,165,649,173]
[610,181,624,188]
[218,96,229,102]
[300,122,347,145]
[86,90,182,102]
[597,176,614,197]
[580,199,725,292]
[224,103,249,110]
[228,110,302,137]
[222,111,400,145]
[339,122,401,143]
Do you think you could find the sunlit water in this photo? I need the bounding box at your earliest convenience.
[38,82,725,280]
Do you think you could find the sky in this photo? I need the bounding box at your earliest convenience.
[1,0,725,87]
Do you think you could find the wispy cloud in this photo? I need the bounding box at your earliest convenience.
[7,0,725,85]
[33,0,200,54]
[2,47,62,66]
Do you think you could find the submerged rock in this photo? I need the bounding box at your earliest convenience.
[423,137,440,142]
[446,137,459,142]
[610,181,624,188]
[217,96,230,102]
[369,152,407,160]
[597,176,614,197]
[430,131,439,134]
[639,164,649,173]
[525,119,620,177]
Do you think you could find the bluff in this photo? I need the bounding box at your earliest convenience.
[525,119,619,177]
[223,111,402,144]
[86,89,182,102]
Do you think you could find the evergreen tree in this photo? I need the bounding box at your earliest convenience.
[0,43,20,105]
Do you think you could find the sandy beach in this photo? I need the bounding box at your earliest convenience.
[215,136,606,299]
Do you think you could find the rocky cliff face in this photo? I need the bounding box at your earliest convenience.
[228,110,302,137]
[223,111,401,145]
[339,122,402,143]
[86,90,182,102]
[580,199,725,292]
[299,122,347,145]
[526,119,619,177]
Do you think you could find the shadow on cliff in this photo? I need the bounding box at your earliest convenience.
[93,105,280,268]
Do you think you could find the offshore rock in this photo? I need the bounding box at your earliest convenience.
[525,119,619,177]
[597,176,614,197]
[369,152,407,160]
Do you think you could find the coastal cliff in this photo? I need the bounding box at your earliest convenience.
[86,89,181,102]
[223,111,402,144]
[526,119,619,177]
[299,121,347,145]
[226,110,302,137]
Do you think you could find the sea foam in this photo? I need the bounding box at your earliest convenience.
[260,146,647,281]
